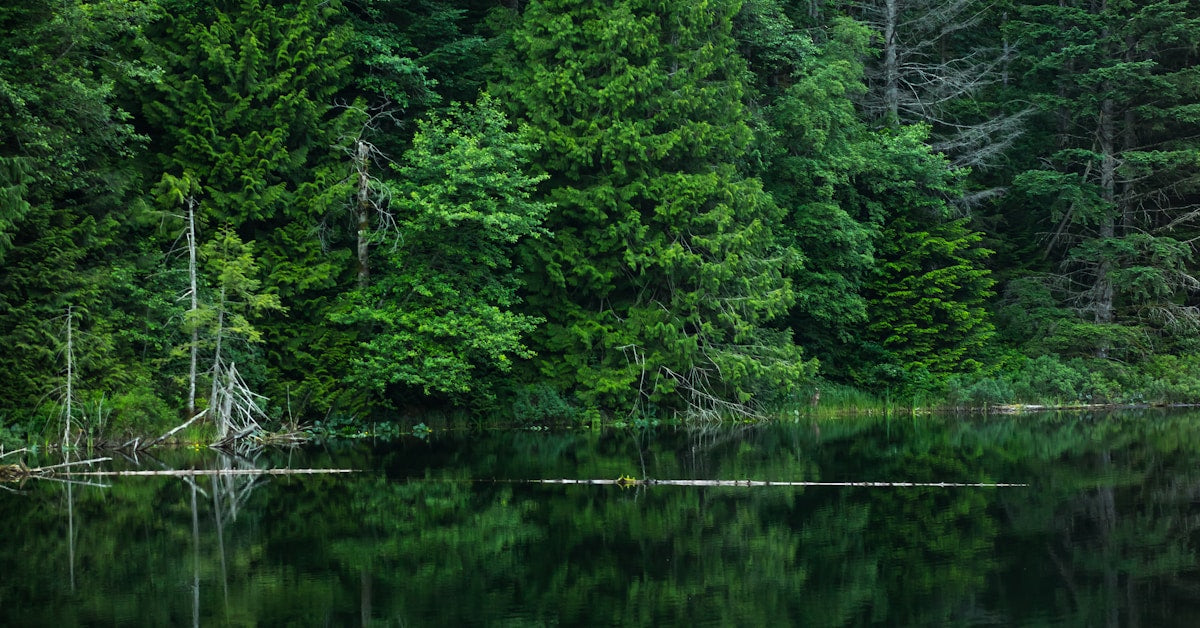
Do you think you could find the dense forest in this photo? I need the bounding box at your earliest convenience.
[2,0,1200,440]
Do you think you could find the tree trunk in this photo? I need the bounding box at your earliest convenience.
[883,0,900,125]
[186,196,199,418]
[355,140,371,289]
[1095,93,1116,357]
[210,287,227,437]
[64,305,73,447]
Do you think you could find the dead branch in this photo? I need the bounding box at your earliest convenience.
[142,409,208,450]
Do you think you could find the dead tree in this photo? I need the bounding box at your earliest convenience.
[332,103,401,289]
[856,0,1031,173]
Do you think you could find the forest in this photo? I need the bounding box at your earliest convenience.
[2,0,1200,442]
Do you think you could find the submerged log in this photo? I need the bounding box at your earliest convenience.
[2,455,352,482]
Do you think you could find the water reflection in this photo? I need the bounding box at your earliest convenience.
[2,411,1200,625]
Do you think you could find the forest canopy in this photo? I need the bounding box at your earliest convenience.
[2,0,1199,438]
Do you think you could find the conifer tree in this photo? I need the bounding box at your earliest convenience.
[851,0,1029,172]
[746,14,881,371]
[499,0,811,415]
[1005,0,1200,358]
[857,126,996,384]
[334,97,549,405]
[142,0,357,412]
[0,0,159,425]
[740,6,995,389]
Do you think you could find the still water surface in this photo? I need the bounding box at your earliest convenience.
[3,410,1200,626]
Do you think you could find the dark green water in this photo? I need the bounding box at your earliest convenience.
[3,410,1200,626]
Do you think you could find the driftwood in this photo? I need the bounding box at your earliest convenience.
[58,468,356,478]
[1,448,29,460]
[1,457,110,482]
[531,478,1028,488]
[1,455,352,483]
[32,457,113,472]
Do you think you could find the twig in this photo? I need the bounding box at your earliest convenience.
[32,476,111,489]
[0,448,28,460]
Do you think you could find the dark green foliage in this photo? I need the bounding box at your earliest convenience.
[141,0,358,413]
[755,17,879,362]
[344,0,493,109]
[1002,0,1200,357]
[500,0,812,416]
[744,7,995,392]
[5,0,1200,431]
[0,0,160,431]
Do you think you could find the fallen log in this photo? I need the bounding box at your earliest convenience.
[58,468,356,478]
[531,478,1028,488]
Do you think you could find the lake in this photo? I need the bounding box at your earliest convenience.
[3,409,1200,626]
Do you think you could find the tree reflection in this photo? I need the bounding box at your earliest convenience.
[2,412,1200,625]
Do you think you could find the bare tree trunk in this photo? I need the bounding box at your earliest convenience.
[186,196,199,418]
[211,474,231,620]
[883,0,900,125]
[67,469,76,592]
[64,305,73,447]
[1095,93,1117,358]
[191,480,201,628]
[209,287,227,438]
[361,568,373,628]
[355,140,371,289]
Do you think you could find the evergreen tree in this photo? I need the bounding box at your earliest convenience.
[745,14,881,372]
[858,126,996,384]
[333,97,549,406]
[142,0,356,413]
[1004,0,1200,359]
[499,0,811,416]
[740,6,996,389]
[0,0,160,430]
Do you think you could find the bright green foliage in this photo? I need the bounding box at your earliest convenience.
[334,97,549,403]
[499,0,811,415]
[196,225,285,347]
[867,216,995,377]
[854,126,996,386]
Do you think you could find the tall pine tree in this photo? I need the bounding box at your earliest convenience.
[1005,0,1200,359]
[142,0,356,413]
[499,0,811,416]
[0,0,161,431]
